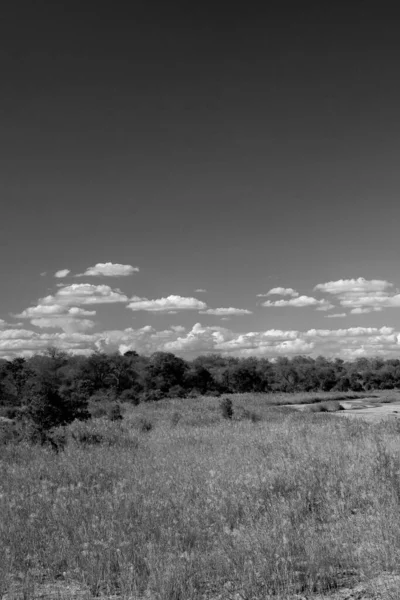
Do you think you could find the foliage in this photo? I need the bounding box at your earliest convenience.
[4,403,400,598]
[220,397,234,419]
[3,348,400,421]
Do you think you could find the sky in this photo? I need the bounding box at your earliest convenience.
[2,3,400,360]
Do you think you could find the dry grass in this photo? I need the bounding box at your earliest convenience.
[2,395,400,598]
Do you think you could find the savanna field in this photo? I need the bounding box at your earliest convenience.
[3,393,400,599]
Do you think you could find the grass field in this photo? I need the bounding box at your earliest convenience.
[2,393,400,599]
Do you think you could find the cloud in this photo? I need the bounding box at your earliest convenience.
[76,262,139,277]
[30,318,96,333]
[325,313,347,318]
[314,277,392,294]
[257,287,299,297]
[350,307,382,314]
[262,296,334,310]
[16,301,98,333]
[43,284,128,306]
[3,322,400,360]
[195,288,207,293]
[54,269,71,278]
[16,284,126,336]
[199,307,252,316]
[314,277,400,313]
[127,295,207,312]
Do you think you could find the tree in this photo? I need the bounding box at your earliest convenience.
[24,376,90,436]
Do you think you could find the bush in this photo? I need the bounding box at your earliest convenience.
[107,403,123,421]
[135,417,153,433]
[139,390,164,402]
[204,390,222,398]
[187,389,201,399]
[166,385,187,399]
[66,420,138,448]
[89,389,117,403]
[0,406,20,420]
[119,388,141,405]
[309,401,344,413]
[220,397,234,420]
[239,409,262,423]
[23,380,90,436]
[170,411,182,426]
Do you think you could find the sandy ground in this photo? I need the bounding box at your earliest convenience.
[289,397,400,422]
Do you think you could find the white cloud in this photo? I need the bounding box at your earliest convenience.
[195,288,207,293]
[262,295,333,310]
[350,307,382,314]
[54,269,71,278]
[199,307,252,316]
[76,262,139,277]
[257,287,299,297]
[30,318,96,333]
[44,284,128,306]
[314,277,392,294]
[315,277,400,313]
[325,313,347,318]
[17,304,97,319]
[127,295,207,312]
[3,322,400,360]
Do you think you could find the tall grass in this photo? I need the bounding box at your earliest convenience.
[2,400,400,598]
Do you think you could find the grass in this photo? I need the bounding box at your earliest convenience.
[2,393,400,598]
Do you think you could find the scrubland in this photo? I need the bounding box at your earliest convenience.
[2,393,400,599]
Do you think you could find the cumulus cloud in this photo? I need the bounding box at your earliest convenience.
[325,313,347,318]
[257,287,299,297]
[76,262,139,277]
[350,307,382,315]
[16,284,125,336]
[127,295,207,312]
[199,307,252,316]
[54,269,71,278]
[195,288,207,293]
[30,318,96,333]
[262,296,334,310]
[314,277,400,313]
[43,284,128,306]
[314,277,392,294]
[3,322,400,360]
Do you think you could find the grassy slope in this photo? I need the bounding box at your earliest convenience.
[2,394,400,598]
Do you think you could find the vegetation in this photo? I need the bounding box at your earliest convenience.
[2,397,400,598]
[3,348,400,597]
[2,349,400,423]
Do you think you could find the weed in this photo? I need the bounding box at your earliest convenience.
[220,397,234,420]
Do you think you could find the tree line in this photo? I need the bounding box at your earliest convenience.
[1,348,400,409]
[1,348,400,443]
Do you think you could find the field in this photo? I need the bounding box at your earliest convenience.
[2,392,400,599]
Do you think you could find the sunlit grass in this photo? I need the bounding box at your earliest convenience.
[2,398,400,598]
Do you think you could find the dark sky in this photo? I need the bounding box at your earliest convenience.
[2,3,400,358]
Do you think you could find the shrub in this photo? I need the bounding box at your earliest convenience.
[0,406,20,420]
[220,397,234,420]
[166,385,187,399]
[119,388,140,405]
[239,409,262,423]
[170,411,182,426]
[309,401,344,413]
[139,390,164,403]
[204,390,222,398]
[135,417,153,433]
[187,389,201,399]
[23,380,90,437]
[107,402,123,421]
